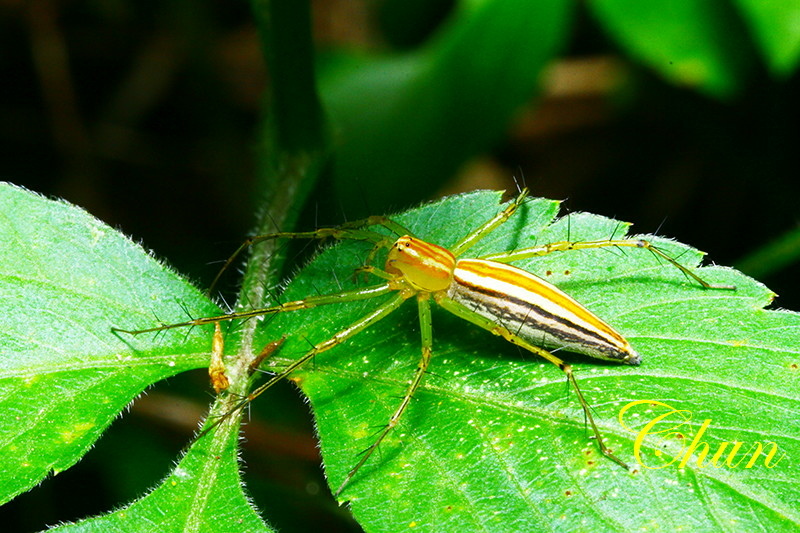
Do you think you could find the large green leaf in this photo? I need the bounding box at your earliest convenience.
[320,0,573,216]
[245,190,798,531]
[0,183,216,504]
[0,183,267,531]
[589,0,749,97]
[3,184,798,531]
[734,0,800,76]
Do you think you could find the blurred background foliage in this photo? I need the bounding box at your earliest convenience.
[1,0,799,531]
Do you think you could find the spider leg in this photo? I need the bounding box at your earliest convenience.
[481,238,735,290]
[334,295,434,497]
[437,295,630,470]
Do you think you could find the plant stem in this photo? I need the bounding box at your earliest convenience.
[212,0,328,411]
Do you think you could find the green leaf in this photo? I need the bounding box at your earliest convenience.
[49,417,271,533]
[589,0,749,97]
[245,190,799,531]
[736,224,800,279]
[320,0,573,216]
[0,183,218,504]
[5,184,798,531]
[734,0,800,76]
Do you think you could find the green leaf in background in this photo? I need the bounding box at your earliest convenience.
[736,224,800,279]
[0,183,218,504]
[49,417,271,533]
[734,0,800,76]
[588,0,750,97]
[248,191,799,531]
[320,0,573,216]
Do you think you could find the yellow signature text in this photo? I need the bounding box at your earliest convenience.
[618,400,787,470]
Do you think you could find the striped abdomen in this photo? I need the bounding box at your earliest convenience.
[447,259,640,365]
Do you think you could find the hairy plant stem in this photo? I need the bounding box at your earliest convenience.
[205,0,327,423]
